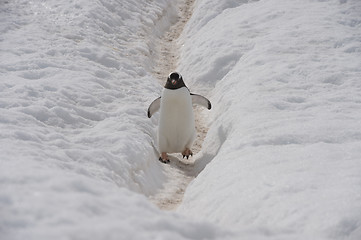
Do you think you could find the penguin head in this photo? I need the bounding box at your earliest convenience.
[164,72,187,90]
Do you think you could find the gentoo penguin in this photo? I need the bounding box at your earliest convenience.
[147,72,211,163]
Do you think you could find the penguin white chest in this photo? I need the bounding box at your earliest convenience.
[158,87,196,153]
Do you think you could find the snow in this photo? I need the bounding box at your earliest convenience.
[0,0,230,239]
[0,0,167,195]
[1,0,361,239]
[178,0,361,239]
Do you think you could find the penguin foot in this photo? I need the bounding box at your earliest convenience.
[182,148,193,159]
[159,157,170,164]
[159,153,170,164]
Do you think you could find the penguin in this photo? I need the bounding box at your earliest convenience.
[147,72,211,163]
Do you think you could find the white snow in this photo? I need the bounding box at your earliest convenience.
[1,0,361,239]
[178,0,361,239]
[0,0,230,239]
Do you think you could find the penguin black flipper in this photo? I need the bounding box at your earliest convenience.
[147,97,161,118]
[191,93,212,110]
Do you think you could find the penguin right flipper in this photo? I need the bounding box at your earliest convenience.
[191,94,212,110]
[147,97,161,118]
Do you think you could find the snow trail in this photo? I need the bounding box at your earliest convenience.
[152,0,195,81]
[149,0,207,210]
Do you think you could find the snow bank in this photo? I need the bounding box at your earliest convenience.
[0,0,232,239]
[178,0,361,239]
[0,0,172,195]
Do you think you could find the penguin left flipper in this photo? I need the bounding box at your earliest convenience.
[191,93,212,110]
[147,97,161,118]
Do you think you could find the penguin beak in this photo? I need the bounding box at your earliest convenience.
[171,79,177,85]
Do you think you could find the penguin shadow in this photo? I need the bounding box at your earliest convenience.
[150,140,195,176]
[165,154,196,177]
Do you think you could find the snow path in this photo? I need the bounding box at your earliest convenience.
[149,0,207,211]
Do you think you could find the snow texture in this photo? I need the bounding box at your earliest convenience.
[178,0,361,239]
[0,0,231,239]
[1,0,361,239]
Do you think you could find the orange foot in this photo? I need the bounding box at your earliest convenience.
[182,148,193,159]
[159,152,170,164]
